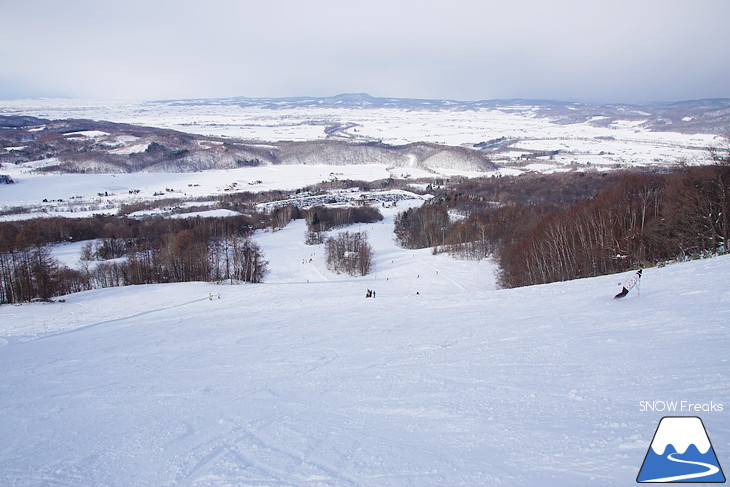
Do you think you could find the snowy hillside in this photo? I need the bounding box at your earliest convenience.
[2,97,724,172]
[1,205,728,486]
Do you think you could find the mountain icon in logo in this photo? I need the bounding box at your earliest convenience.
[637,416,725,483]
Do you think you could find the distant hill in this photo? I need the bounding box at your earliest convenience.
[0,115,497,174]
[2,94,727,175]
[157,93,730,136]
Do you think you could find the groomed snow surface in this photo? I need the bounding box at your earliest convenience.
[1,205,729,486]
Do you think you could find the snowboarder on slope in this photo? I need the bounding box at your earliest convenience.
[614,269,642,299]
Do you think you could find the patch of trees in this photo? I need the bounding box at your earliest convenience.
[499,162,729,287]
[48,140,194,173]
[395,172,616,252]
[395,155,730,288]
[271,205,303,231]
[0,215,269,304]
[474,137,509,150]
[325,231,374,276]
[394,205,450,249]
[301,179,376,192]
[0,200,386,302]
[305,205,383,245]
[428,171,622,211]
[498,173,664,286]
[86,229,267,289]
[0,115,49,129]
[0,244,87,304]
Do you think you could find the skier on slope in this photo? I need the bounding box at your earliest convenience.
[614,269,642,299]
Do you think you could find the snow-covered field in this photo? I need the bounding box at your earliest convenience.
[2,98,723,169]
[0,163,402,220]
[1,204,728,486]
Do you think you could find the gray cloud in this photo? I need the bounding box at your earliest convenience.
[2,0,729,103]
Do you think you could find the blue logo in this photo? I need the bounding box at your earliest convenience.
[637,416,725,483]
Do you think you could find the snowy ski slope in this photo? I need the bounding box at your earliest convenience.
[0,204,728,486]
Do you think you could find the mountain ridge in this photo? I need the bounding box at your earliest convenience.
[153,93,730,135]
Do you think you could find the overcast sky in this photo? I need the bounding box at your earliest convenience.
[2,0,729,103]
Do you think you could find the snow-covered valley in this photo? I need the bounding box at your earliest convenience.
[1,205,728,486]
[2,96,725,172]
[2,96,727,220]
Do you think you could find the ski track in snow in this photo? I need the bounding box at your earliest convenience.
[0,204,729,486]
[34,297,210,342]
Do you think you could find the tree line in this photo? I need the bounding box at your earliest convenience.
[395,153,730,288]
[305,205,383,244]
[0,215,268,304]
[0,203,385,304]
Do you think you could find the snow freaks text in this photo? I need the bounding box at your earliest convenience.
[639,401,724,413]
